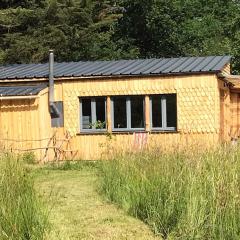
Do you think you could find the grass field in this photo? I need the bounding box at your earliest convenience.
[99,148,240,239]
[2,147,240,239]
[36,167,160,240]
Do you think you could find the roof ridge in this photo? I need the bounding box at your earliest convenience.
[0,55,230,67]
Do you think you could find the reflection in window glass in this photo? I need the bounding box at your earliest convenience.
[131,96,144,128]
[113,97,127,129]
[166,95,177,128]
[151,95,162,128]
[96,98,106,129]
[82,98,92,129]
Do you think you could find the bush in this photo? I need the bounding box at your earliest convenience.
[22,152,36,164]
[0,154,49,240]
[99,148,240,239]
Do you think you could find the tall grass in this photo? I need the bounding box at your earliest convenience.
[0,154,49,240]
[99,147,240,239]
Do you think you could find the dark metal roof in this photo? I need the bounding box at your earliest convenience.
[0,56,231,80]
[0,84,47,96]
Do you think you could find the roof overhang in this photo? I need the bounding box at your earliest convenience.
[218,73,240,90]
[0,84,48,99]
[0,71,218,83]
[0,95,39,100]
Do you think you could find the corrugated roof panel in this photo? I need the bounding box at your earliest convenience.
[131,59,160,74]
[116,60,147,75]
[171,57,193,73]
[55,62,81,77]
[0,56,231,80]
[161,58,188,73]
[78,61,106,76]
[70,62,99,76]
[0,84,47,96]
[194,56,218,72]
[115,60,144,75]
[211,56,231,71]
[101,60,133,75]
[182,57,205,72]
[141,59,171,74]
[88,61,120,76]
[151,58,179,74]
[201,57,219,72]
[6,64,44,78]
[126,59,155,74]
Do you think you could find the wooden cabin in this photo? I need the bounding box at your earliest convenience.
[0,54,239,161]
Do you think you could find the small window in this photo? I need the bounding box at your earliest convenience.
[112,96,145,131]
[150,94,177,131]
[113,97,127,129]
[166,94,177,128]
[82,98,92,129]
[131,97,144,128]
[80,97,106,131]
[151,95,162,128]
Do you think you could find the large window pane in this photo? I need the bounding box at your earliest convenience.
[113,97,127,129]
[131,96,144,128]
[166,95,177,128]
[82,98,92,129]
[96,98,106,129]
[151,95,162,128]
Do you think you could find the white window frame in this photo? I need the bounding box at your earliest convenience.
[150,94,176,131]
[111,96,145,132]
[80,97,106,132]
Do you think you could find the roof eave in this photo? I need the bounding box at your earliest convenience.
[0,71,219,83]
[0,95,39,100]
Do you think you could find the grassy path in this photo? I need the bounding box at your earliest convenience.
[36,169,159,240]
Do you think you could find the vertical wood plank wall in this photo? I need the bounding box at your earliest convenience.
[230,92,240,139]
[0,98,40,154]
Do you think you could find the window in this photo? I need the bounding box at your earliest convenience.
[150,94,177,131]
[80,97,106,131]
[112,96,145,131]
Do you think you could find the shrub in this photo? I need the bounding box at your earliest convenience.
[0,154,49,240]
[22,152,36,165]
[99,147,240,239]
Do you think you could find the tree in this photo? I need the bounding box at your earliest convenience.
[0,0,240,73]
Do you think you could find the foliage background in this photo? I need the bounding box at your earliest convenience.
[0,0,239,72]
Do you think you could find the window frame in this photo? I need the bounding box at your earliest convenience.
[111,96,145,132]
[79,97,107,133]
[150,94,177,131]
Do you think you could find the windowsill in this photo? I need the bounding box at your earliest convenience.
[150,130,178,134]
[77,131,107,135]
[77,129,179,135]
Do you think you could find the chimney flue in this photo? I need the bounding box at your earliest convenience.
[49,50,54,103]
[48,50,60,119]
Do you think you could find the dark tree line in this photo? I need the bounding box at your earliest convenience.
[0,0,240,72]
